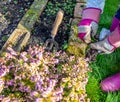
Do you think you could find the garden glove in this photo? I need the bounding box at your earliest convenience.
[90,25,120,54]
[99,15,120,41]
[99,28,110,41]
[98,16,120,42]
[78,7,101,43]
[91,12,120,53]
[101,73,120,92]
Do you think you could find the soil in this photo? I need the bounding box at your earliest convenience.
[85,48,99,63]
[0,0,34,49]
[85,34,100,62]
[0,0,97,61]
[0,0,75,51]
[29,0,75,50]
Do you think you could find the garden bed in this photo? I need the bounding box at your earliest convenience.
[0,0,91,102]
[29,0,76,50]
[0,0,34,49]
[0,0,76,50]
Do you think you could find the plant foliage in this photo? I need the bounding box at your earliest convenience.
[0,45,90,102]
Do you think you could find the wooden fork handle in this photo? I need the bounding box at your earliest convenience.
[51,10,64,38]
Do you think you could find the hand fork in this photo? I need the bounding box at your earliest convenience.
[44,10,64,51]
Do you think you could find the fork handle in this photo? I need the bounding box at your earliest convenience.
[51,10,64,38]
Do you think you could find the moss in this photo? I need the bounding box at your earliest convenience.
[19,0,48,31]
[67,25,87,57]
[19,10,39,31]
[67,42,87,57]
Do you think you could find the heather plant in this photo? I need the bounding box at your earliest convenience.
[0,45,90,102]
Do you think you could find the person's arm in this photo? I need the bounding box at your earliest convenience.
[78,0,105,43]
[87,0,105,12]
[90,8,120,54]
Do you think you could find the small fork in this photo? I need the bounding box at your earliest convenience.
[44,10,64,51]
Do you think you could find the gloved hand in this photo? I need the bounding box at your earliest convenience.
[78,7,101,43]
[90,25,120,54]
[98,16,120,42]
[101,73,120,92]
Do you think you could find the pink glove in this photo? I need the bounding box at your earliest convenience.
[99,16,120,41]
[78,7,101,43]
[90,24,120,54]
[101,73,120,92]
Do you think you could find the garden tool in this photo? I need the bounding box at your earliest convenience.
[44,10,64,51]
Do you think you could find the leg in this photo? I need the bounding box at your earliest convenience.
[101,73,120,92]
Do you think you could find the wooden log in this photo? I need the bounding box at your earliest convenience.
[1,0,48,53]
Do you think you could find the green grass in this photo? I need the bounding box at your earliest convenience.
[86,0,120,102]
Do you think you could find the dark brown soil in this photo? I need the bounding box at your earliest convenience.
[29,0,75,50]
[85,48,99,63]
[0,0,34,49]
[0,0,75,51]
[0,0,97,61]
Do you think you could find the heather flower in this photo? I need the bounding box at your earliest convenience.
[0,45,90,101]
[6,47,17,56]
[6,79,14,86]
[0,78,4,93]
[53,87,63,96]
[30,91,39,97]
[0,67,7,77]
[1,96,10,102]
[20,52,28,62]
[0,95,4,100]
[35,98,43,102]
[35,81,42,91]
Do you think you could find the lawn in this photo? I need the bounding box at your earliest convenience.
[86,0,120,102]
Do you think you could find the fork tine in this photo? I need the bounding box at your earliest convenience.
[49,43,54,50]
[44,39,59,51]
